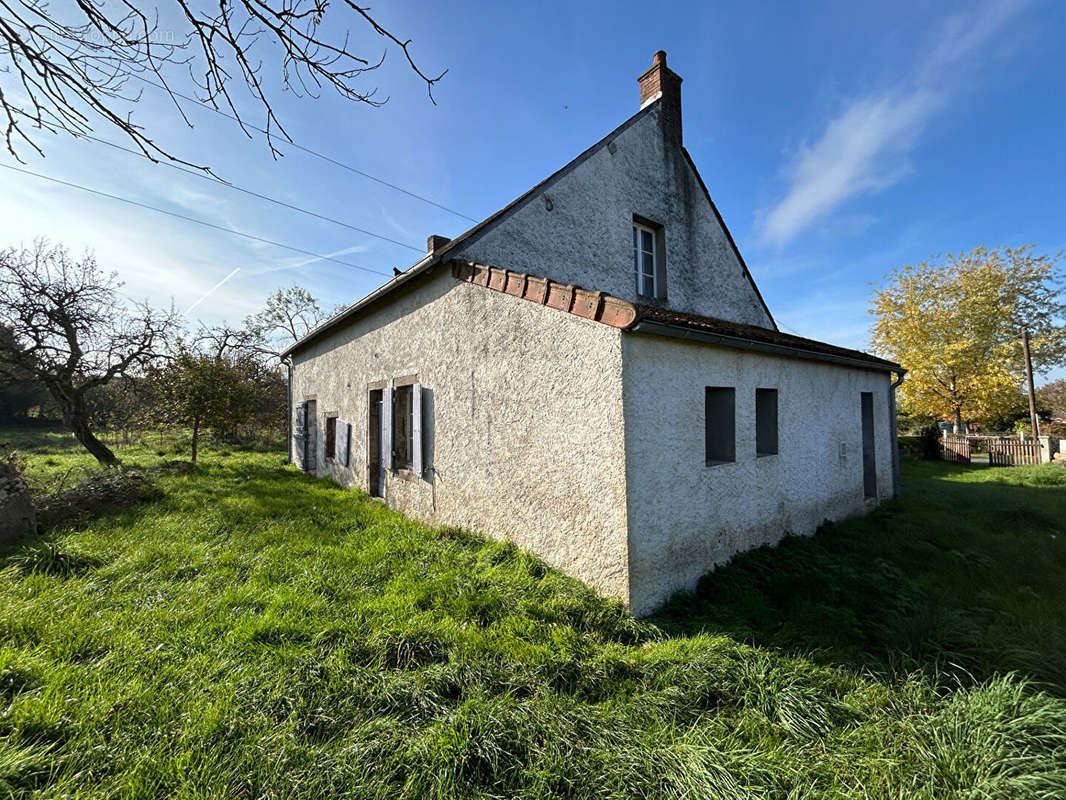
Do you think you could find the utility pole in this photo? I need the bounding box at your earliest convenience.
[1022,329,1041,439]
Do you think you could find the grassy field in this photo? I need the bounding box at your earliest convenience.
[1,426,278,494]
[1,428,1065,798]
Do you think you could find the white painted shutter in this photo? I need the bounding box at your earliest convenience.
[381,386,392,473]
[411,383,422,477]
[337,421,350,467]
[295,404,306,467]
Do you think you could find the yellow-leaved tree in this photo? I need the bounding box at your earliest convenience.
[870,246,1065,432]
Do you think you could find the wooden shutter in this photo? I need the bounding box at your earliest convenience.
[337,421,350,467]
[411,383,422,477]
[295,403,306,468]
[381,386,392,474]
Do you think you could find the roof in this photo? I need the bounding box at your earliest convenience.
[282,97,773,358]
[450,259,900,373]
[629,307,900,372]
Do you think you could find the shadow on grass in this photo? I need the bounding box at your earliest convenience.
[650,461,1066,694]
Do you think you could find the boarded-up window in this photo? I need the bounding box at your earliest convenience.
[325,416,337,460]
[705,387,735,465]
[756,388,778,456]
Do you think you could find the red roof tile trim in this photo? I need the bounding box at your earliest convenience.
[448,259,899,371]
[450,260,638,328]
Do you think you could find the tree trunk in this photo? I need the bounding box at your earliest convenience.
[953,406,964,434]
[72,421,120,466]
[191,417,200,463]
[57,389,119,466]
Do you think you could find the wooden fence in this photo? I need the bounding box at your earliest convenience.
[988,438,1044,466]
[939,436,971,464]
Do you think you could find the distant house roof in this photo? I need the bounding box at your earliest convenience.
[449,260,901,373]
[282,98,773,358]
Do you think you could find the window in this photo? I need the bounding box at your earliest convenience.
[705,387,736,465]
[393,384,414,469]
[633,221,657,298]
[325,416,337,460]
[755,389,778,457]
[382,378,423,477]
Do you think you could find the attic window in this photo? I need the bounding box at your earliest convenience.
[633,217,666,299]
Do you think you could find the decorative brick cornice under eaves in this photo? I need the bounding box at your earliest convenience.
[449,260,638,329]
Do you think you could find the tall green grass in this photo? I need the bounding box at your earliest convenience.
[0,431,1064,798]
[654,460,1066,692]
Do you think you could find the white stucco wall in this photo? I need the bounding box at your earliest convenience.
[450,103,773,329]
[620,333,896,616]
[290,269,632,602]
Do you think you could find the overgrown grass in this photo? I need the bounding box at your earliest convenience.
[0,425,279,494]
[1,430,1064,798]
[654,460,1066,692]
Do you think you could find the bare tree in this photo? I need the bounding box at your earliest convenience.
[245,284,331,354]
[193,321,269,361]
[0,240,178,465]
[0,1,446,167]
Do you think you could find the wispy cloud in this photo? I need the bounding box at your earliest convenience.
[759,0,1030,247]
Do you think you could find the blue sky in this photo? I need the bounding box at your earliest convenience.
[1,0,1063,379]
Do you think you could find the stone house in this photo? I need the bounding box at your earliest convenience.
[283,52,903,615]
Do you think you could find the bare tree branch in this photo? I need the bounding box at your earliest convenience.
[0,0,445,167]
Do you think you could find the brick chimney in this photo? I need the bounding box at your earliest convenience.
[427,234,450,253]
[637,50,682,145]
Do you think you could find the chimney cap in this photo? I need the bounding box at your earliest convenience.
[427,234,451,253]
[653,50,667,66]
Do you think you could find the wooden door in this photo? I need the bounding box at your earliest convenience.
[368,389,382,496]
[304,400,317,472]
[861,392,877,499]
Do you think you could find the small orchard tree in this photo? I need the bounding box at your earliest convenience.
[0,242,177,464]
[151,345,266,462]
[871,245,1066,432]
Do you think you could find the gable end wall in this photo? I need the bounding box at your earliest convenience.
[450,103,774,329]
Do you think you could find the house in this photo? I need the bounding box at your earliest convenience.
[282,52,903,616]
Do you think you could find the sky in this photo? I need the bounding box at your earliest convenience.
[1,0,1064,380]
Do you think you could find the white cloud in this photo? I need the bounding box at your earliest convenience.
[760,0,1030,247]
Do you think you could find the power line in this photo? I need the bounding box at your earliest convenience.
[82,132,424,252]
[8,20,478,224]
[0,162,393,278]
[129,73,480,223]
